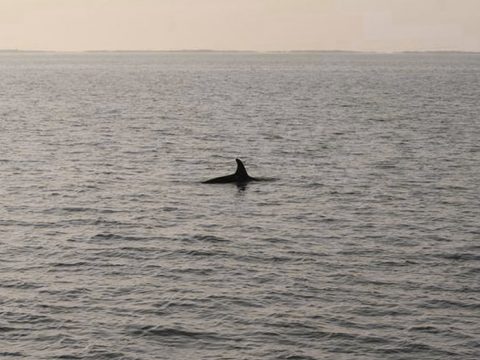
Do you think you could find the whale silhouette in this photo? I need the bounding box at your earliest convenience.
[203,159,257,184]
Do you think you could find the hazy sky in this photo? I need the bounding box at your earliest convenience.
[1,0,479,52]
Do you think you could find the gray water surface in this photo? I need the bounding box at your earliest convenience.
[0,52,479,359]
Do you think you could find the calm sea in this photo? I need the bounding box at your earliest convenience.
[0,52,479,359]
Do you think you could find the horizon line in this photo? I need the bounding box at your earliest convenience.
[1,48,479,55]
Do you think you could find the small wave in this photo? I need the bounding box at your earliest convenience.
[51,261,89,267]
[61,206,93,212]
[437,253,480,261]
[393,341,461,357]
[0,352,24,358]
[420,299,480,310]
[0,280,43,290]
[408,325,443,334]
[172,267,214,275]
[2,312,53,325]
[172,249,229,257]
[91,233,121,240]
[283,355,317,360]
[0,326,17,333]
[90,233,148,242]
[129,325,225,341]
[263,237,292,244]
[184,234,230,243]
[54,355,83,360]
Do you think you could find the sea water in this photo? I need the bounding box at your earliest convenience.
[0,52,479,359]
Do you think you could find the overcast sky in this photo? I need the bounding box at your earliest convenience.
[1,0,479,52]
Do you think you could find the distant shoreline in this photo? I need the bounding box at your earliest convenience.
[1,49,479,55]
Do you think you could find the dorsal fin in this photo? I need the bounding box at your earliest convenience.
[235,158,249,178]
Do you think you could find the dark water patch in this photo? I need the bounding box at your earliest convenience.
[160,206,178,212]
[171,267,215,276]
[464,267,480,276]
[283,355,317,360]
[97,208,129,214]
[354,277,399,286]
[462,244,480,251]
[128,324,227,342]
[90,233,150,242]
[41,207,98,215]
[407,324,475,342]
[349,305,414,317]
[70,349,127,360]
[0,280,43,290]
[0,352,24,358]
[374,162,398,169]
[58,218,101,226]
[408,325,444,334]
[262,237,292,244]
[437,253,480,261]
[36,303,84,313]
[335,248,379,256]
[90,218,137,226]
[272,325,390,347]
[419,298,480,310]
[182,234,230,243]
[0,325,17,332]
[61,206,95,213]
[151,299,198,313]
[37,288,92,301]
[118,245,164,253]
[2,312,54,325]
[427,234,453,242]
[0,220,58,228]
[51,261,90,267]
[170,248,230,258]
[389,341,462,357]
[371,259,411,267]
[266,320,318,330]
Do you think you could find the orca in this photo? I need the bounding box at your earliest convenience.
[203,159,257,184]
